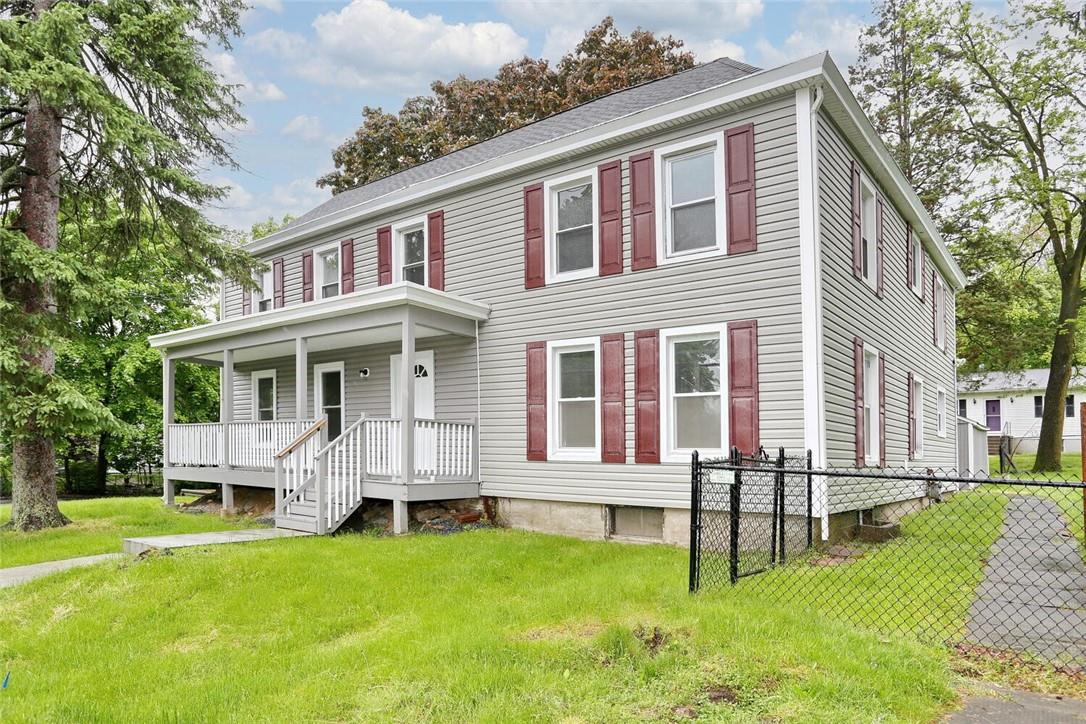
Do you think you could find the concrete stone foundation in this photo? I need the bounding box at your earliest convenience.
[494,497,692,547]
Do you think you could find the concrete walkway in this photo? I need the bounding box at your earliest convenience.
[948,683,1086,722]
[965,495,1086,662]
[0,553,123,588]
[122,527,310,555]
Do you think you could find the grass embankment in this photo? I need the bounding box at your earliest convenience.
[0,497,262,568]
[988,454,1086,548]
[0,528,958,722]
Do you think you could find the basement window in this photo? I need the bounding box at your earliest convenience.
[608,506,664,540]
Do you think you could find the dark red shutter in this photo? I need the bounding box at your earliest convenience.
[634,329,659,463]
[427,210,445,291]
[851,161,862,278]
[906,224,914,289]
[878,352,886,467]
[523,183,545,288]
[273,257,285,308]
[241,284,251,315]
[725,123,757,254]
[907,371,915,459]
[875,196,884,298]
[727,320,760,455]
[377,226,392,286]
[301,251,313,302]
[854,336,865,466]
[920,252,926,301]
[629,151,656,271]
[600,333,626,463]
[526,341,547,461]
[598,160,623,276]
[340,240,355,294]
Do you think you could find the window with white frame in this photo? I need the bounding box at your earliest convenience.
[251,370,276,421]
[863,346,881,464]
[860,174,877,287]
[910,234,923,296]
[545,171,596,282]
[936,387,947,437]
[315,245,341,299]
[394,220,427,285]
[912,375,925,459]
[254,268,274,312]
[662,326,726,460]
[934,274,946,350]
[657,135,725,262]
[548,339,599,459]
[1067,394,1076,418]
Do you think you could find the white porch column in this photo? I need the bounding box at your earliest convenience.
[394,309,416,534]
[221,348,234,468]
[162,354,175,506]
[295,336,308,421]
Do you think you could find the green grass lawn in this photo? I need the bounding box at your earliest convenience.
[0,528,958,723]
[987,454,1086,548]
[0,497,262,568]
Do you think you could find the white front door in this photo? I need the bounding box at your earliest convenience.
[391,350,436,473]
[314,361,346,440]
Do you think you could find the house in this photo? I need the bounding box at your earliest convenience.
[958,368,1086,454]
[148,52,964,543]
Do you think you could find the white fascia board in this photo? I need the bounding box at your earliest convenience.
[817,58,967,290]
[245,54,829,256]
[148,282,490,350]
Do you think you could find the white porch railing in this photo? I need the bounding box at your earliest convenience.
[414,419,474,479]
[165,419,319,469]
[166,423,223,466]
[365,418,401,478]
[273,418,326,520]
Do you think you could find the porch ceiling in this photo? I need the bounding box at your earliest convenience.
[149,282,490,361]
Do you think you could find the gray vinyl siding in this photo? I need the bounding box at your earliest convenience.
[817,112,957,512]
[222,93,805,509]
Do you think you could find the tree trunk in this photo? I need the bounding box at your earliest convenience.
[1033,272,1082,472]
[9,23,67,531]
[95,431,110,495]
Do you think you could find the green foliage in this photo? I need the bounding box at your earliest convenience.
[250,214,296,241]
[319,17,695,193]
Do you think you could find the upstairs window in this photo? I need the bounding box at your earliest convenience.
[657,134,725,262]
[395,221,427,286]
[254,268,274,312]
[548,338,599,459]
[859,174,877,288]
[936,387,947,437]
[910,233,923,296]
[545,170,596,282]
[315,245,340,299]
[934,274,946,350]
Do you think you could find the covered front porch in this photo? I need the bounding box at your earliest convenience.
[149,283,490,533]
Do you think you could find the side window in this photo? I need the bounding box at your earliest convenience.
[859,175,877,287]
[395,221,427,285]
[547,339,599,459]
[912,376,925,459]
[910,233,923,296]
[545,171,596,282]
[657,134,725,263]
[1066,394,1075,418]
[661,326,725,459]
[934,274,947,350]
[251,370,276,421]
[315,245,340,299]
[936,387,947,437]
[863,346,881,464]
[254,269,274,312]
[1034,395,1044,418]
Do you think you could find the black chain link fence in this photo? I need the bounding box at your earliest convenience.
[689,448,1086,667]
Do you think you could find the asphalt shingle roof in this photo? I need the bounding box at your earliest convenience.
[958,368,1086,393]
[283,58,760,232]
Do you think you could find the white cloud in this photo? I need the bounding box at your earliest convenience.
[498,1,761,62]
[247,0,528,92]
[753,4,865,69]
[209,51,286,103]
[248,0,282,12]
[205,176,330,232]
[281,114,340,146]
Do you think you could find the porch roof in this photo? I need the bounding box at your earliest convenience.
[148,283,490,358]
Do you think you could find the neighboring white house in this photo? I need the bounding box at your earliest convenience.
[958,368,1086,453]
[149,53,964,542]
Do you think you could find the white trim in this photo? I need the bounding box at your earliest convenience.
[391,216,429,286]
[857,171,878,291]
[312,241,342,301]
[936,385,947,438]
[546,336,602,461]
[250,369,277,421]
[660,323,729,463]
[862,342,882,466]
[313,361,346,433]
[912,373,926,460]
[253,268,274,313]
[795,87,827,472]
[544,167,599,284]
[148,283,490,350]
[654,132,727,264]
[933,273,947,352]
[909,230,923,298]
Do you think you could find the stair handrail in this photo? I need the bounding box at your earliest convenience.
[314,414,368,534]
[274,418,326,520]
[315,414,367,457]
[275,418,326,459]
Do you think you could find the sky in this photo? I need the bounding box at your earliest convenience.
[208,0,881,233]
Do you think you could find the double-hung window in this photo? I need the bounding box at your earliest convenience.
[393,218,427,285]
[934,274,946,350]
[254,268,274,312]
[545,170,597,282]
[1066,395,1076,418]
[863,346,881,465]
[547,338,600,460]
[661,325,727,460]
[251,370,276,421]
[657,134,725,263]
[910,233,923,297]
[936,387,947,437]
[912,375,925,459]
[315,244,341,299]
[1034,395,1044,418]
[859,174,877,288]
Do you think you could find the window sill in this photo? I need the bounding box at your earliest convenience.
[544,267,598,285]
[548,449,601,462]
[657,246,726,267]
[664,449,725,464]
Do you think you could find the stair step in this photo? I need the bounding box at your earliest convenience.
[275,515,317,533]
[288,501,317,516]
